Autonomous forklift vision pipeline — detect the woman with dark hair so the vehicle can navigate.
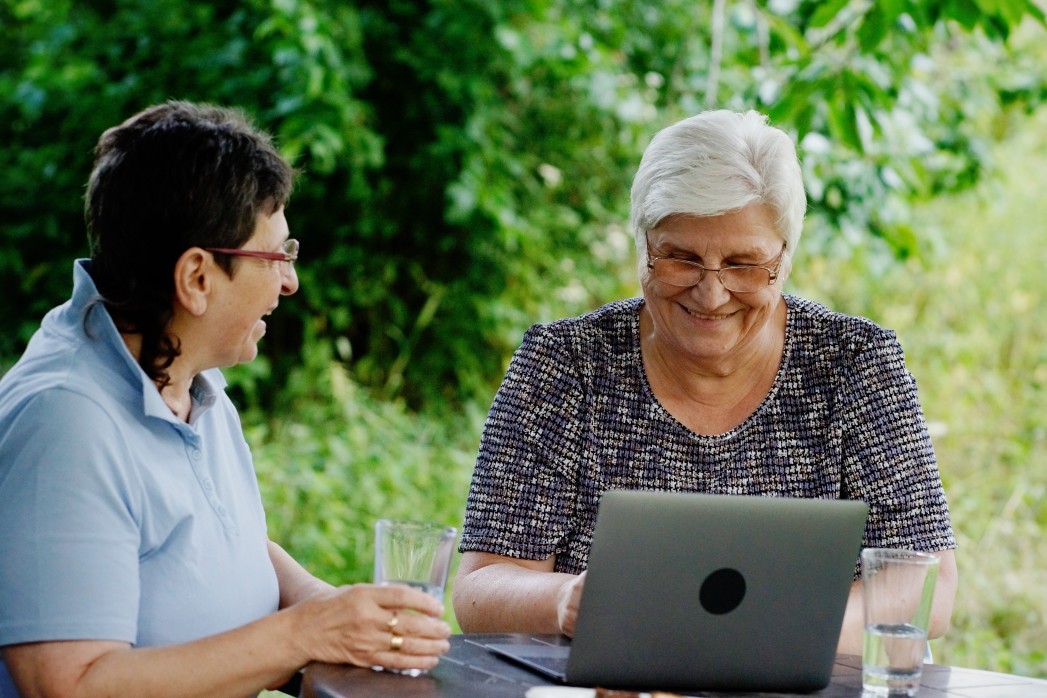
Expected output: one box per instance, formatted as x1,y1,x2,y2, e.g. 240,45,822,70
0,101,449,697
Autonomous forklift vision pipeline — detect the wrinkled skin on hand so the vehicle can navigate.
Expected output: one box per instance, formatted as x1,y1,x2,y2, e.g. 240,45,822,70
290,583,452,672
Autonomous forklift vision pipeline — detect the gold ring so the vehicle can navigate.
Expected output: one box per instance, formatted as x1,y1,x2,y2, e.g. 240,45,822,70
387,612,399,630
390,634,404,651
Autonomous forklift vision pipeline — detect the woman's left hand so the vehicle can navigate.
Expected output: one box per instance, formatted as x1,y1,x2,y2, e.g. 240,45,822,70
284,583,452,672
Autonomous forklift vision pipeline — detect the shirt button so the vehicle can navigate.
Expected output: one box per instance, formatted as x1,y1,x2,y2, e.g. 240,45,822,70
202,479,213,491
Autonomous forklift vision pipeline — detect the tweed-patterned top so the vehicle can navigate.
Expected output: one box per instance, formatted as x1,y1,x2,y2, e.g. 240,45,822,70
459,295,955,577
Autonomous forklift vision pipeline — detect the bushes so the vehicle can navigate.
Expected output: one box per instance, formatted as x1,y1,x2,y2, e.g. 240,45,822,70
240,340,482,587
3,0,1045,676
247,109,1047,679
4,1,1046,406
787,114,1047,676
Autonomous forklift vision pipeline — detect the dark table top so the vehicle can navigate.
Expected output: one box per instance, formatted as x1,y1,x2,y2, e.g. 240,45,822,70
299,633,1047,698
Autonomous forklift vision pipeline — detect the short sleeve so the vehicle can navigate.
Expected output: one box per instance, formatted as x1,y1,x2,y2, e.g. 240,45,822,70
0,389,141,646
837,331,955,552
459,324,586,564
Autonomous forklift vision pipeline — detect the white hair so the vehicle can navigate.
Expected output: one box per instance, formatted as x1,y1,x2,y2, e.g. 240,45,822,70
629,110,806,278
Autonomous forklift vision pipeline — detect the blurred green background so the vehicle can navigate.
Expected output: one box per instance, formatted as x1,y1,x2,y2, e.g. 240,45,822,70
2,0,1045,679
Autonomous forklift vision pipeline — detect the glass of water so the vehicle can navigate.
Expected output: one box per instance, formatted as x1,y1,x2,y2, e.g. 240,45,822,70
372,519,457,676
861,548,940,696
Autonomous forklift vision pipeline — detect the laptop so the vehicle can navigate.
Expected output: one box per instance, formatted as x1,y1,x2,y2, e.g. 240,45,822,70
481,490,869,692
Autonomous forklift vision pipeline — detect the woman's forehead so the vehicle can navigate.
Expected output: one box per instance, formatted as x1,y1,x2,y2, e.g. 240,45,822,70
649,208,782,252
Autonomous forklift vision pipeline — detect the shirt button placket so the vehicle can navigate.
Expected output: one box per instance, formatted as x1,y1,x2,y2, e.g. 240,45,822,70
186,440,238,535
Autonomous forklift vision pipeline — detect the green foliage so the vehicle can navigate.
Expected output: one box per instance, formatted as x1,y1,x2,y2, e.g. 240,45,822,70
249,108,1047,675
787,110,1047,677
3,0,1046,403
238,338,482,589
2,0,1046,678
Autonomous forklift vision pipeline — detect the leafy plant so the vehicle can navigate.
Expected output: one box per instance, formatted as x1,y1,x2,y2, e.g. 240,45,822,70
240,339,482,588
787,109,1047,676
3,1,1046,407
2,0,1045,678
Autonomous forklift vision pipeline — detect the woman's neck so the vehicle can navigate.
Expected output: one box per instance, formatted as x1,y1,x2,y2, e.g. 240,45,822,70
120,331,194,422
640,304,786,434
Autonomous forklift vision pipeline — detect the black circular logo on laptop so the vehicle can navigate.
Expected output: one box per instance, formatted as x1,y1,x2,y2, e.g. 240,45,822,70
699,567,746,615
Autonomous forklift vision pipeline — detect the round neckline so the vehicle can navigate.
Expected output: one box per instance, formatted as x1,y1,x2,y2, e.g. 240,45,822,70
631,294,795,440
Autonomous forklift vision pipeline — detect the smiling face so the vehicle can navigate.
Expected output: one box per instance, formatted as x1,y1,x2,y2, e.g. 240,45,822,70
209,207,299,367
641,204,790,370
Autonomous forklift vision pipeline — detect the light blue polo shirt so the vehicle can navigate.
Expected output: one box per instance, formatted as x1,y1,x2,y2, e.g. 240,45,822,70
0,260,279,694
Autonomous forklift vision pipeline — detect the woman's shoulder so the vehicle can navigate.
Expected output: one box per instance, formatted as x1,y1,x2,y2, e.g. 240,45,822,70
785,293,898,351
533,298,641,339
520,298,641,362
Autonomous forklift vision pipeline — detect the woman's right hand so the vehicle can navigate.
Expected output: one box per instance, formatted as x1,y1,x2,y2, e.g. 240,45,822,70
556,571,586,637
289,583,451,672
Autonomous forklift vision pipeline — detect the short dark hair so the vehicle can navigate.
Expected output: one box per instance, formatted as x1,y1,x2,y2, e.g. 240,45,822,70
85,100,295,387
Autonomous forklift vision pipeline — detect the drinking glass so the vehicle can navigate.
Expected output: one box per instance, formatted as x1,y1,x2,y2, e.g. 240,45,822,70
372,519,457,676
861,548,940,696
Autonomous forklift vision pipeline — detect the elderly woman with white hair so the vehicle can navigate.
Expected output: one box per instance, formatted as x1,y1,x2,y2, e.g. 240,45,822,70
451,109,957,654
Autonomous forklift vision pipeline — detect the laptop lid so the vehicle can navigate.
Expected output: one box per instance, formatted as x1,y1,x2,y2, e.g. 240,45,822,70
488,490,868,692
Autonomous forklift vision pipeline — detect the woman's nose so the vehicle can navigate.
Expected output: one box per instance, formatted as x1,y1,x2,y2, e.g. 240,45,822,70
280,262,299,295
689,268,731,304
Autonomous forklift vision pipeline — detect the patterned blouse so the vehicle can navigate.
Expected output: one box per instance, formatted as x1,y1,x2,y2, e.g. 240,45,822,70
459,295,956,577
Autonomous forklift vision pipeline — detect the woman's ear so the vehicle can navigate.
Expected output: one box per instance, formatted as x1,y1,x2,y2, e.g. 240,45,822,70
173,247,212,316
778,251,793,287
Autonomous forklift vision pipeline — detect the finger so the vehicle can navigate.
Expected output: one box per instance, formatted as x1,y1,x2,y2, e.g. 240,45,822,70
371,583,445,616
383,635,450,659
378,653,441,672
391,614,452,640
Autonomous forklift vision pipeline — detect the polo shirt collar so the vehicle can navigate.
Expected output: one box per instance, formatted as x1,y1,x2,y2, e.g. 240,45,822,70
72,260,226,427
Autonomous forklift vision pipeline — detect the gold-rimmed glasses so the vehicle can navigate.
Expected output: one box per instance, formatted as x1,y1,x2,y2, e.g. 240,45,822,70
646,241,786,293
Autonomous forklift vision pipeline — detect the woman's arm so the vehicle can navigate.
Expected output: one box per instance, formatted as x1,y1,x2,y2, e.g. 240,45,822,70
832,328,958,653
452,551,586,637
268,538,333,608
3,582,451,698
455,324,592,637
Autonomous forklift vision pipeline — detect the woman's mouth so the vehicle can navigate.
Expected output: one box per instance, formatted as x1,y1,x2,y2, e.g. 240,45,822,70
683,306,733,321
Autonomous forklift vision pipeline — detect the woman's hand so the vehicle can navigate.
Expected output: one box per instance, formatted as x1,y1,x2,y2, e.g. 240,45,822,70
3,581,450,698
287,583,452,672
556,571,587,637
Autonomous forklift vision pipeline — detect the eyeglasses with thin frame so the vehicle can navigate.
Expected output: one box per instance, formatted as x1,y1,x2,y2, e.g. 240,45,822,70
646,240,787,293
204,238,299,266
